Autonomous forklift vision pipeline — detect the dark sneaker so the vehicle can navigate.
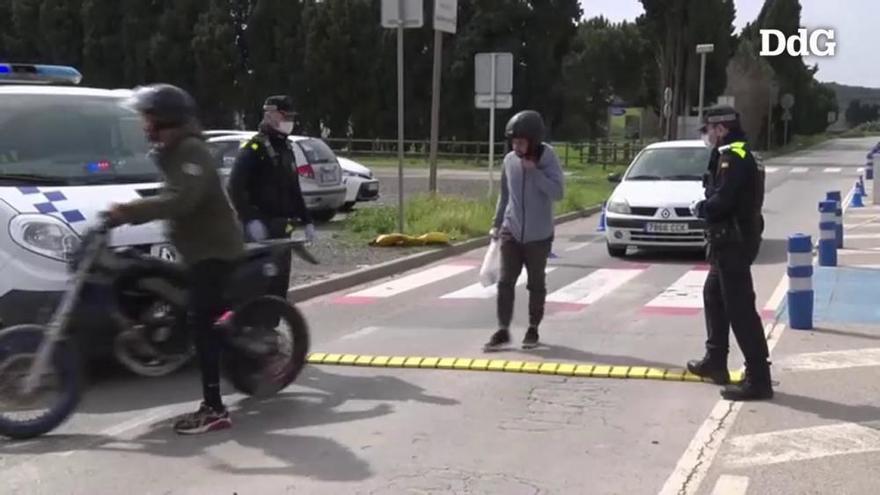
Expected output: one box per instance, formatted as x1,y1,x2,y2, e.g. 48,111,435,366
720,366,773,401
686,354,731,385
522,327,540,349
483,329,511,352
173,402,232,435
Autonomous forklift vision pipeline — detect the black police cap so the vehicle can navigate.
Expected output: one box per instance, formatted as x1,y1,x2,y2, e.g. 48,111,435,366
263,95,295,113
700,105,739,132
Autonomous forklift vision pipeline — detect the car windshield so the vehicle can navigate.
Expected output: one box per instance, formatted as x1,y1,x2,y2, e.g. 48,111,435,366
625,147,711,181
0,93,158,185
297,138,336,164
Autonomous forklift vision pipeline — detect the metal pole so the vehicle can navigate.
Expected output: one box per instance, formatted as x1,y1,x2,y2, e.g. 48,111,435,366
697,52,707,123
784,119,789,147
767,82,773,150
488,53,497,198
396,11,405,233
428,29,443,195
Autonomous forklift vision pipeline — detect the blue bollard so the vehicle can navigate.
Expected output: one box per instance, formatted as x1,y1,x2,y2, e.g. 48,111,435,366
826,191,843,248
852,183,865,208
818,201,837,267
597,202,607,232
857,177,866,196
787,234,814,330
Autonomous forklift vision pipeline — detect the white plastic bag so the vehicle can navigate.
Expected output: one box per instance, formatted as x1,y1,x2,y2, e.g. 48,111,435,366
479,239,501,287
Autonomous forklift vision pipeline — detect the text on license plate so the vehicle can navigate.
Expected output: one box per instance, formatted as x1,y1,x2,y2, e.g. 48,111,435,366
646,223,688,233
321,171,336,183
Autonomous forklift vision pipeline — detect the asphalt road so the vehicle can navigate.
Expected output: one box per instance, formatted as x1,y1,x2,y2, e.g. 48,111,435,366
0,138,874,495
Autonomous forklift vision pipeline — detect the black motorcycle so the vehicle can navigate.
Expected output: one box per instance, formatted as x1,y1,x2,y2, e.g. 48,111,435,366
0,218,316,439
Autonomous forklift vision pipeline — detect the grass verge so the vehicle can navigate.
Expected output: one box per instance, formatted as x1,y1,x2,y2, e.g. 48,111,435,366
345,165,624,244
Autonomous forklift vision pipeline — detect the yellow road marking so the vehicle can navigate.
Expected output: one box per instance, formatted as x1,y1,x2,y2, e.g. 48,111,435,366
305,353,741,384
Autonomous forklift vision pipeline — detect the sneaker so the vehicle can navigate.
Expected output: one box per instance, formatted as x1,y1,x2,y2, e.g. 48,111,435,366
483,329,511,352
522,327,540,349
173,402,232,435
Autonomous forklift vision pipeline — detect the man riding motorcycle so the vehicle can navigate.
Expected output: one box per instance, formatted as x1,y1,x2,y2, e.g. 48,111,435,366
105,83,245,435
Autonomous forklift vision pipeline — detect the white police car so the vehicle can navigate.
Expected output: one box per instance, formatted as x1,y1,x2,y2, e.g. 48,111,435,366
0,63,171,351
604,140,710,257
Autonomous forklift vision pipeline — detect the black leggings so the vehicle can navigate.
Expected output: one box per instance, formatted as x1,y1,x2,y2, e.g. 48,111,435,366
188,260,231,410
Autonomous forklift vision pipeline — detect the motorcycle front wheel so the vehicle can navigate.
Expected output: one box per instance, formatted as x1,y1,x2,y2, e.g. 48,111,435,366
221,295,310,398
0,325,82,440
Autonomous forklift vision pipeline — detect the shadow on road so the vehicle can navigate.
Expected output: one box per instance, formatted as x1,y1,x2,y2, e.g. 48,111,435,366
1,368,458,483
773,391,880,425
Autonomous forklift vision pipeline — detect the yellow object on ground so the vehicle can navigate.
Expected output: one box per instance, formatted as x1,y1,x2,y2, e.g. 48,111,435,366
371,232,451,247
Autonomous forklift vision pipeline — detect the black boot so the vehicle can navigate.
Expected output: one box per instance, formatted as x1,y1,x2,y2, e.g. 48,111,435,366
686,353,730,385
721,362,773,401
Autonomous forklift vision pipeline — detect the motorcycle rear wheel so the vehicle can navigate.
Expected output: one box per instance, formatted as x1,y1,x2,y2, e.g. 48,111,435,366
0,325,82,440
221,296,310,398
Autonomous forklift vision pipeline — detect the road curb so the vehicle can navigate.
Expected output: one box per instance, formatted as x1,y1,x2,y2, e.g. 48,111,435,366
288,204,602,302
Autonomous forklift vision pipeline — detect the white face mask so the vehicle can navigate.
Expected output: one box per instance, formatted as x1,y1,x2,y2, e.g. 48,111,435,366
701,132,714,149
276,121,294,135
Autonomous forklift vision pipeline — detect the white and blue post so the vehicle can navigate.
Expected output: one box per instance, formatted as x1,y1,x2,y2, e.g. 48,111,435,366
787,234,814,330
818,201,838,267
826,191,843,249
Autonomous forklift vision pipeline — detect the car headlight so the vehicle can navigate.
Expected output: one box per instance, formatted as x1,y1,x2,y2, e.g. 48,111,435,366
606,200,631,214
9,214,81,262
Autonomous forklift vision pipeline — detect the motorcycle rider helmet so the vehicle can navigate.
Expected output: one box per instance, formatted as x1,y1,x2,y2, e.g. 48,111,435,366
125,83,198,129
505,110,545,155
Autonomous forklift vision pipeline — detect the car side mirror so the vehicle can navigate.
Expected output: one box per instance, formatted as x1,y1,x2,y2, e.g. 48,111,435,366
607,173,622,184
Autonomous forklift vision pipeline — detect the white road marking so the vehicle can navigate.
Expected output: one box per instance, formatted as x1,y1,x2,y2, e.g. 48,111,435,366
765,167,779,174
564,241,594,252
710,475,750,495
546,268,644,306
441,268,556,299
838,248,880,256
764,275,788,314
842,233,880,240
778,348,880,372
791,167,809,174
340,326,381,340
823,167,843,173
644,269,708,311
724,421,880,468
659,275,788,495
346,264,474,298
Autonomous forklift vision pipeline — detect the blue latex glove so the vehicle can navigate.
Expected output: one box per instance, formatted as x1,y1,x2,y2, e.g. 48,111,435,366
304,223,316,243
246,220,268,241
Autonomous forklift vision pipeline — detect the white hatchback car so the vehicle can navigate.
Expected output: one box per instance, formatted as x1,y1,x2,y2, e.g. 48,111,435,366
604,140,711,257
336,156,379,211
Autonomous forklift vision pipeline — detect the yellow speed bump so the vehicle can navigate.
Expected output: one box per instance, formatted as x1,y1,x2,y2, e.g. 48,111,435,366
305,353,743,384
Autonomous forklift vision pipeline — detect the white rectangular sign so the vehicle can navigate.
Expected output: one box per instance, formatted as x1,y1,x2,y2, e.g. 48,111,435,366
382,0,424,28
433,0,457,34
475,94,512,109
474,52,513,95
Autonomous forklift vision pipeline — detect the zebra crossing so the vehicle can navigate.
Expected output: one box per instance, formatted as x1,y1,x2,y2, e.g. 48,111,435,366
764,166,864,175
330,260,779,319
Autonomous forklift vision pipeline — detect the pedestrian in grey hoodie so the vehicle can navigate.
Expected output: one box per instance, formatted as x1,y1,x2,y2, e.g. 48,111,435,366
484,110,565,351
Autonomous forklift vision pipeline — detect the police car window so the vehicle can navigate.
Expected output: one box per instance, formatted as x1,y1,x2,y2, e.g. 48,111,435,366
0,94,158,184
297,139,336,164
626,147,710,180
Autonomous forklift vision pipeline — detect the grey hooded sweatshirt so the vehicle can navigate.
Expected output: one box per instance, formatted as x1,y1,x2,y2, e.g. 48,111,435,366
493,143,565,243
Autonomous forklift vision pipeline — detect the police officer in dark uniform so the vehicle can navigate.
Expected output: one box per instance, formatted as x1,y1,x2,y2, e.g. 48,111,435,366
227,95,315,305
687,105,772,401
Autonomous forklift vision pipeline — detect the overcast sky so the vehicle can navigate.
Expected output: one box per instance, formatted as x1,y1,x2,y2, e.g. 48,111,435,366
579,0,877,88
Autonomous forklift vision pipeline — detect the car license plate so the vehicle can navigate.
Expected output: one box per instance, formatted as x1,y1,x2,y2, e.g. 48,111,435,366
367,182,379,191
646,223,688,233
150,244,177,261
320,170,336,183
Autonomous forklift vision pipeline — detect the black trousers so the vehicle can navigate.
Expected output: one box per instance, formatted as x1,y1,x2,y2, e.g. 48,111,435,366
497,237,553,330
702,241,769,367
188,259,232,410
265,220,293,302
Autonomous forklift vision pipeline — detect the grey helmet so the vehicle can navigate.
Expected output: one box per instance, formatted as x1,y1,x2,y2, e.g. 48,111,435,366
505,110,545,147
126,83,197,128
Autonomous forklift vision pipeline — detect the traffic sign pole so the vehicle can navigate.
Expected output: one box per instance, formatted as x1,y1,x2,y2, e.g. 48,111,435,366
396,4,405,233
428,29,442,194
488,52,496,198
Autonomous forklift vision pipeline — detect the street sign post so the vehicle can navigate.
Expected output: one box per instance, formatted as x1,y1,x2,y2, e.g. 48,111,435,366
696,43,715,122
382,0,423,233
428,0,457,194
475,52,513,197
663,87,672,140
781,92,794,147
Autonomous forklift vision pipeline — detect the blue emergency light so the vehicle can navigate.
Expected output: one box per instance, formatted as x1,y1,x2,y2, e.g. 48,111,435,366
0,63,82,85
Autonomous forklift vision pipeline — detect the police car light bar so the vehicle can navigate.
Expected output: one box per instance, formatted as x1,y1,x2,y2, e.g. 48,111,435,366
0,63,83,85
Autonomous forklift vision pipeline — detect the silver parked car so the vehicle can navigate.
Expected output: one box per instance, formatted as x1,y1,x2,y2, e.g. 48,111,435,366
205,130,346,222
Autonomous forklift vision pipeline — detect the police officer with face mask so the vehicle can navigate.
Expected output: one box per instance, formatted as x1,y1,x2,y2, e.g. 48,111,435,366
687,105,771,401
228,95,315,306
